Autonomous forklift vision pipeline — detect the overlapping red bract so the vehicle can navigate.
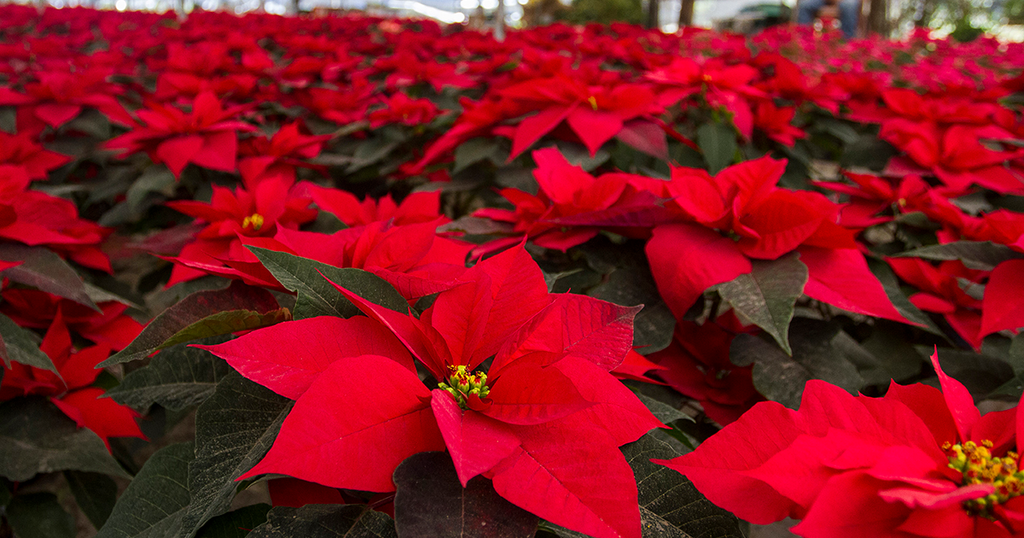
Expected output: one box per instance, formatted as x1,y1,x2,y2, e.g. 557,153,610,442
201,245,661,538
658,349,1024,537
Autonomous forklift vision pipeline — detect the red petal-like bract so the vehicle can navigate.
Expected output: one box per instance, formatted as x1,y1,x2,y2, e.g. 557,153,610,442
239,356,444,492
196,316,414,400
980,259,1024,338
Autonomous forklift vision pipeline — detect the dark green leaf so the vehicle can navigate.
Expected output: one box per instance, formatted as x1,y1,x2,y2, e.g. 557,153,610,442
105,337,233,411
96,442,194,538
393,452,538,538
101,281,282,367
866,258,941,334
247,247,408,320
929,347,1015,400
730,320,864,409
6,493,75,538
159,308,291,350
990,333,1024,398
696,122,736,175
554,141,609,172
632,392,689,426
126,167,177,214
839,135,896,171
195,504,271,538
623,432,743,538
65,471,119,530
0,312,57,374
0,397,128,482
180,372,292,538
856,324,926,386
0,244,99,310
716,254,806,355
895,241,1024,271
249,505,397,538
584,241,675,355
453,138,502,174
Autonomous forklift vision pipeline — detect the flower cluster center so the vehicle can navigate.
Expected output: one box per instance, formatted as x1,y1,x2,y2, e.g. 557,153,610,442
438,365,490,410
242,212,265,231
944,439,1024,516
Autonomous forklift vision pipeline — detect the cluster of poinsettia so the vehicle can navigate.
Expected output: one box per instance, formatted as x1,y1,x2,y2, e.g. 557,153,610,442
198,243,662,538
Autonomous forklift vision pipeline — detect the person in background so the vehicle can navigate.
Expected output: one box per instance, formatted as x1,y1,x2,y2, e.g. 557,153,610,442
797,0,859,38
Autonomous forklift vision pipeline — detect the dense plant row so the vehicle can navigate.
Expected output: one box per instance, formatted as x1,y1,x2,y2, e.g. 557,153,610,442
2,4,1024,538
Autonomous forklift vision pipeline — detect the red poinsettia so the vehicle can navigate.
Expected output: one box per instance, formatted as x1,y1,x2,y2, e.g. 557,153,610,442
0,131,70,181
163,176,317,285
648,316,762,425
658,349,1024,537
0,68,132,134
200,245,662,538
0,312,144,449
306,187,444,228
0,170,112,272
887,258,985,350
105,91,255,178
0,289,143,351
643,156,909,323
236,122,330,186
367,91,441,129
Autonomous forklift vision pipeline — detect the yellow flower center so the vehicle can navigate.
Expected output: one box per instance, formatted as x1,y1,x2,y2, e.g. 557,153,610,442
701,73,713,84
438,365,490,410
242,213,265,231
944,440,1024,517
587,96,599,111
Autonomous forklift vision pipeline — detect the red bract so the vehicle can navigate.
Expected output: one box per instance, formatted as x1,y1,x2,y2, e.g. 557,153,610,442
495,72,663,158
645,57,767,139
200,245,661,538
887,258,985,350
163,177,317,285
649,318,762,425
0,69,132,134
0,173,112,272
472,148,662,254
0,289,143,351
237,122,330,185
307,187,443,228
643,156,907,323
658,349,1024,538
0,313,144,449
105,91,256,178
367,91,441,129
0,131,70,181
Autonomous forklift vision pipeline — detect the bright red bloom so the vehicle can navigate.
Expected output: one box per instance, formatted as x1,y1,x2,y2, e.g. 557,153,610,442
105,91,256,178
658,349,1024,538
648,317,762,425
0,69,132,134
0,173,112,272
367,91,441,129
643,156,907,323
237,122,330,186
645,57,767,139
0,131,70,181
163,177,317,285
0,313,144,449
0,288,143,351
201,245,661,538
306,187,444,228
887,259,985,350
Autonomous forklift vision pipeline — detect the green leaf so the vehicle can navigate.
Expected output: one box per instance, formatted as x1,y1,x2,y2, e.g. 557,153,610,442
179,372,292,538
126,167,177,215
583,241,676,355
453,137,503,174
393,452,538,538
105,337,233,412
696,122,737,175
839,135,896,171
96,442,194,538
6,493,76,538
866,258,941,335
248,505,397,538
0,244,99,311
195,504,271,538
0,397,128,482
928,347,1015,400
101,281,282,367
624,381,690,426
895,241,1024,271
623,432,743,538
247,247,408,320
65,471,119,530
0,312,58,375
716,254,807,355
730,319,864,409
159,308,291,350
990,333,1024,398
